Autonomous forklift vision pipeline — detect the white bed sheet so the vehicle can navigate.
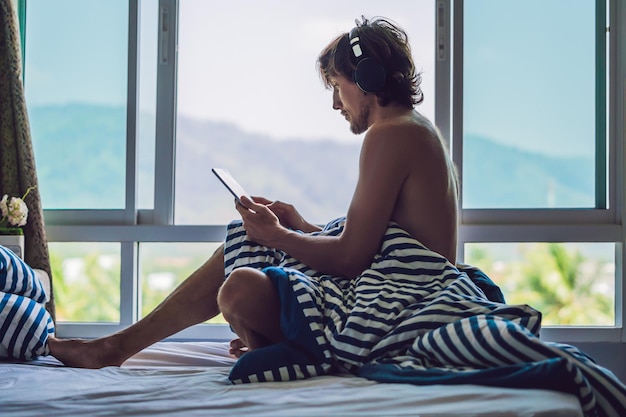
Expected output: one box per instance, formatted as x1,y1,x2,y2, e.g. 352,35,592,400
1,341,583,416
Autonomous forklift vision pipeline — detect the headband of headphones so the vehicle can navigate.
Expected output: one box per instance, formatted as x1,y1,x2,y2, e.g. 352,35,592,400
349,27,387,94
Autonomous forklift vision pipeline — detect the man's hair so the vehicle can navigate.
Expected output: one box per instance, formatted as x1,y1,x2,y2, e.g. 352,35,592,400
317,16,423,108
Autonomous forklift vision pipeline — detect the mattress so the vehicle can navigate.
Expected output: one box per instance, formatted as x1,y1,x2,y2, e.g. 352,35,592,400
0,341,583,416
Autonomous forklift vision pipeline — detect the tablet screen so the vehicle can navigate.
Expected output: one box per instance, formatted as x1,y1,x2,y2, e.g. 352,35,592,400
211,168,252,204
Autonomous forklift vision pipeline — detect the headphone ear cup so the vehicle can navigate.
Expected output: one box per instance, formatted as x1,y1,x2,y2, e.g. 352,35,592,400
353,57,387,94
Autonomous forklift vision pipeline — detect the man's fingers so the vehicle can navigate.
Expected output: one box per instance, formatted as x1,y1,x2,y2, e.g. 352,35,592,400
251,196,273,205
240,196,253,206
240,196,262,213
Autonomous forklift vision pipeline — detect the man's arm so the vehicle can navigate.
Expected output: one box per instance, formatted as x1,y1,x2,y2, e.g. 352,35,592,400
237,123,413,278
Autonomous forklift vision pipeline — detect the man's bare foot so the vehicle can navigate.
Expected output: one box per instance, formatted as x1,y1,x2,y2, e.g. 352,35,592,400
48,337,126,369
229,338,249,358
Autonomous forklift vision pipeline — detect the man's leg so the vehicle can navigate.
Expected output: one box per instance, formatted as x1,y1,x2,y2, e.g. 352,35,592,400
217,266,283,355
48,244,226,368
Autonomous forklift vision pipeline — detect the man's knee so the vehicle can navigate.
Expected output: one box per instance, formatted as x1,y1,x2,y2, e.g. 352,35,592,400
217,267,257,318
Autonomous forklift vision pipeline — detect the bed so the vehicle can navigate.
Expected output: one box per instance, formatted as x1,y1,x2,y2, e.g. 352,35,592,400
1,340,585,416
2,229,626,417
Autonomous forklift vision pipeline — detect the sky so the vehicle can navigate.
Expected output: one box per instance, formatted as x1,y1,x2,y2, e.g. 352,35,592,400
24,0,597,156
24,0,434,144
463,0,597,157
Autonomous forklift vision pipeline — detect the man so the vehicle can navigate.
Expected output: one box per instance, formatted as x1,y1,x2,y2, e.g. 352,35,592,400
48,16,458,367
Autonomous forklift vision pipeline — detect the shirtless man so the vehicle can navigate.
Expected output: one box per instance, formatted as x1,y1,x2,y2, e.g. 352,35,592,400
48,16,458,367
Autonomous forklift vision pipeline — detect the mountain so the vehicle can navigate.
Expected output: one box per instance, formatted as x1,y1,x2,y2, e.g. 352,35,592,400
27,103,596,223
173,113,360,223
28,104,127,209
463,135,595,208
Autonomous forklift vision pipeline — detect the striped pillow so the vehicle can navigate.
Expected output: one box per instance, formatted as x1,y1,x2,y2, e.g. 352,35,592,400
0,245,55,360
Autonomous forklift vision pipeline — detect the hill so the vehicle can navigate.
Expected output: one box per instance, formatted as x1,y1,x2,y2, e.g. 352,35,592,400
27,103,595,223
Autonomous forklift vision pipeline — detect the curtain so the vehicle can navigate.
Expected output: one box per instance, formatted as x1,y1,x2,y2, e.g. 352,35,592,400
0,0,55,321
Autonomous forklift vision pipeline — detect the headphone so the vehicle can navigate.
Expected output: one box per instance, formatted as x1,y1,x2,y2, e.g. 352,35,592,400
349,27,387,94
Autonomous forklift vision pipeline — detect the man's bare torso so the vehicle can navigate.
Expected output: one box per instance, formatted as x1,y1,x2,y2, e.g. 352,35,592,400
371,111,458,263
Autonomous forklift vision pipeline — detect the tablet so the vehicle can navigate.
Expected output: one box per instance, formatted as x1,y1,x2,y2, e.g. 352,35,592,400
211,168,252,204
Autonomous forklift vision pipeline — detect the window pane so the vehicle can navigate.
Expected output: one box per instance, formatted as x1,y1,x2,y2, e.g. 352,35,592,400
174,1,435,225
25,0,128,209
464,242,615,326
50,242,121,323
139,242,225,324
462,0,599,208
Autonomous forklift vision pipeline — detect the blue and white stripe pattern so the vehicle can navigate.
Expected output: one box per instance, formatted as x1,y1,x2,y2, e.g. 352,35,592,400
0,245,54,360
224,218,626,417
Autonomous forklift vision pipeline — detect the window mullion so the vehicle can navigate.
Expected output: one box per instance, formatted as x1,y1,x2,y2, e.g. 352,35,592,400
125,0,140,225
595,0,608,210
153,0,179,226
120,241,139,325
451,0,464,228
17,0,27,81
613,0,626,340
434,0,452,148
118,0,141,326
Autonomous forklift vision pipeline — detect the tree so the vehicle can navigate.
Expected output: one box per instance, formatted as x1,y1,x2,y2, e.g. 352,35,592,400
467,242,613,326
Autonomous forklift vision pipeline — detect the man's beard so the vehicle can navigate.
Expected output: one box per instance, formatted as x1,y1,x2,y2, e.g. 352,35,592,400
349,103,371,135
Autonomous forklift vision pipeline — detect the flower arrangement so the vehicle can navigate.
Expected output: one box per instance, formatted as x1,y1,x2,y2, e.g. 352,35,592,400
0,187,35,236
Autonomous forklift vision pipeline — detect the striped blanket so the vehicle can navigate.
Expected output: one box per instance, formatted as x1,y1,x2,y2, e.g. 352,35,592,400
224,219,626,417
0,245,54,360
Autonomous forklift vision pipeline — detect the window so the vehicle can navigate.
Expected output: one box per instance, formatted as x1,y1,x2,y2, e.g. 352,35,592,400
173,1,435,225
465,242,615,326
25,0,128,210
51,242,121,323
452,0,621,341
21,0,624,344
139,242,222,321
461,0,601,209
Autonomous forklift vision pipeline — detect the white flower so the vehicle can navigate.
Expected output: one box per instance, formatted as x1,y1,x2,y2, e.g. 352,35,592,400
0,195,7,218
6,197,28,227
0,189,33,228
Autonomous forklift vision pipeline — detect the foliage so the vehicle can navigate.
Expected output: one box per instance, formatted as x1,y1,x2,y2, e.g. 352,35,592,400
467,242,614,326
138,243,227,324
50,241,613,327
51,243,227,324
51,246,120,322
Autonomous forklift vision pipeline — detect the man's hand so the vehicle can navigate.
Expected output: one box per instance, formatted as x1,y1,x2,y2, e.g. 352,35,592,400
242,197,321,233
235,196,287,247
268,200,320,233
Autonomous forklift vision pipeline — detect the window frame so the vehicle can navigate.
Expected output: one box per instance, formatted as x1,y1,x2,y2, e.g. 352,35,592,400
19,0,625,344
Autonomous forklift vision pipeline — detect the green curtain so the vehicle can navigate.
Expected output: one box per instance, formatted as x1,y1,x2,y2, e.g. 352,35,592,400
0,0,55,320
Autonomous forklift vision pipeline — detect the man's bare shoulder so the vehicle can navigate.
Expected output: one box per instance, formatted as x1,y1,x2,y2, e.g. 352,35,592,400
360,110,455,192
365,111,446,158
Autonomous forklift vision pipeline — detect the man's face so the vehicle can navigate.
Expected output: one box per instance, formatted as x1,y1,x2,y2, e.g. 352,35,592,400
330,75,371,135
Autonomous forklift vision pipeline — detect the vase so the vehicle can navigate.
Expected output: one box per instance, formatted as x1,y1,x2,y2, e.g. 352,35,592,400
0,231,25,259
